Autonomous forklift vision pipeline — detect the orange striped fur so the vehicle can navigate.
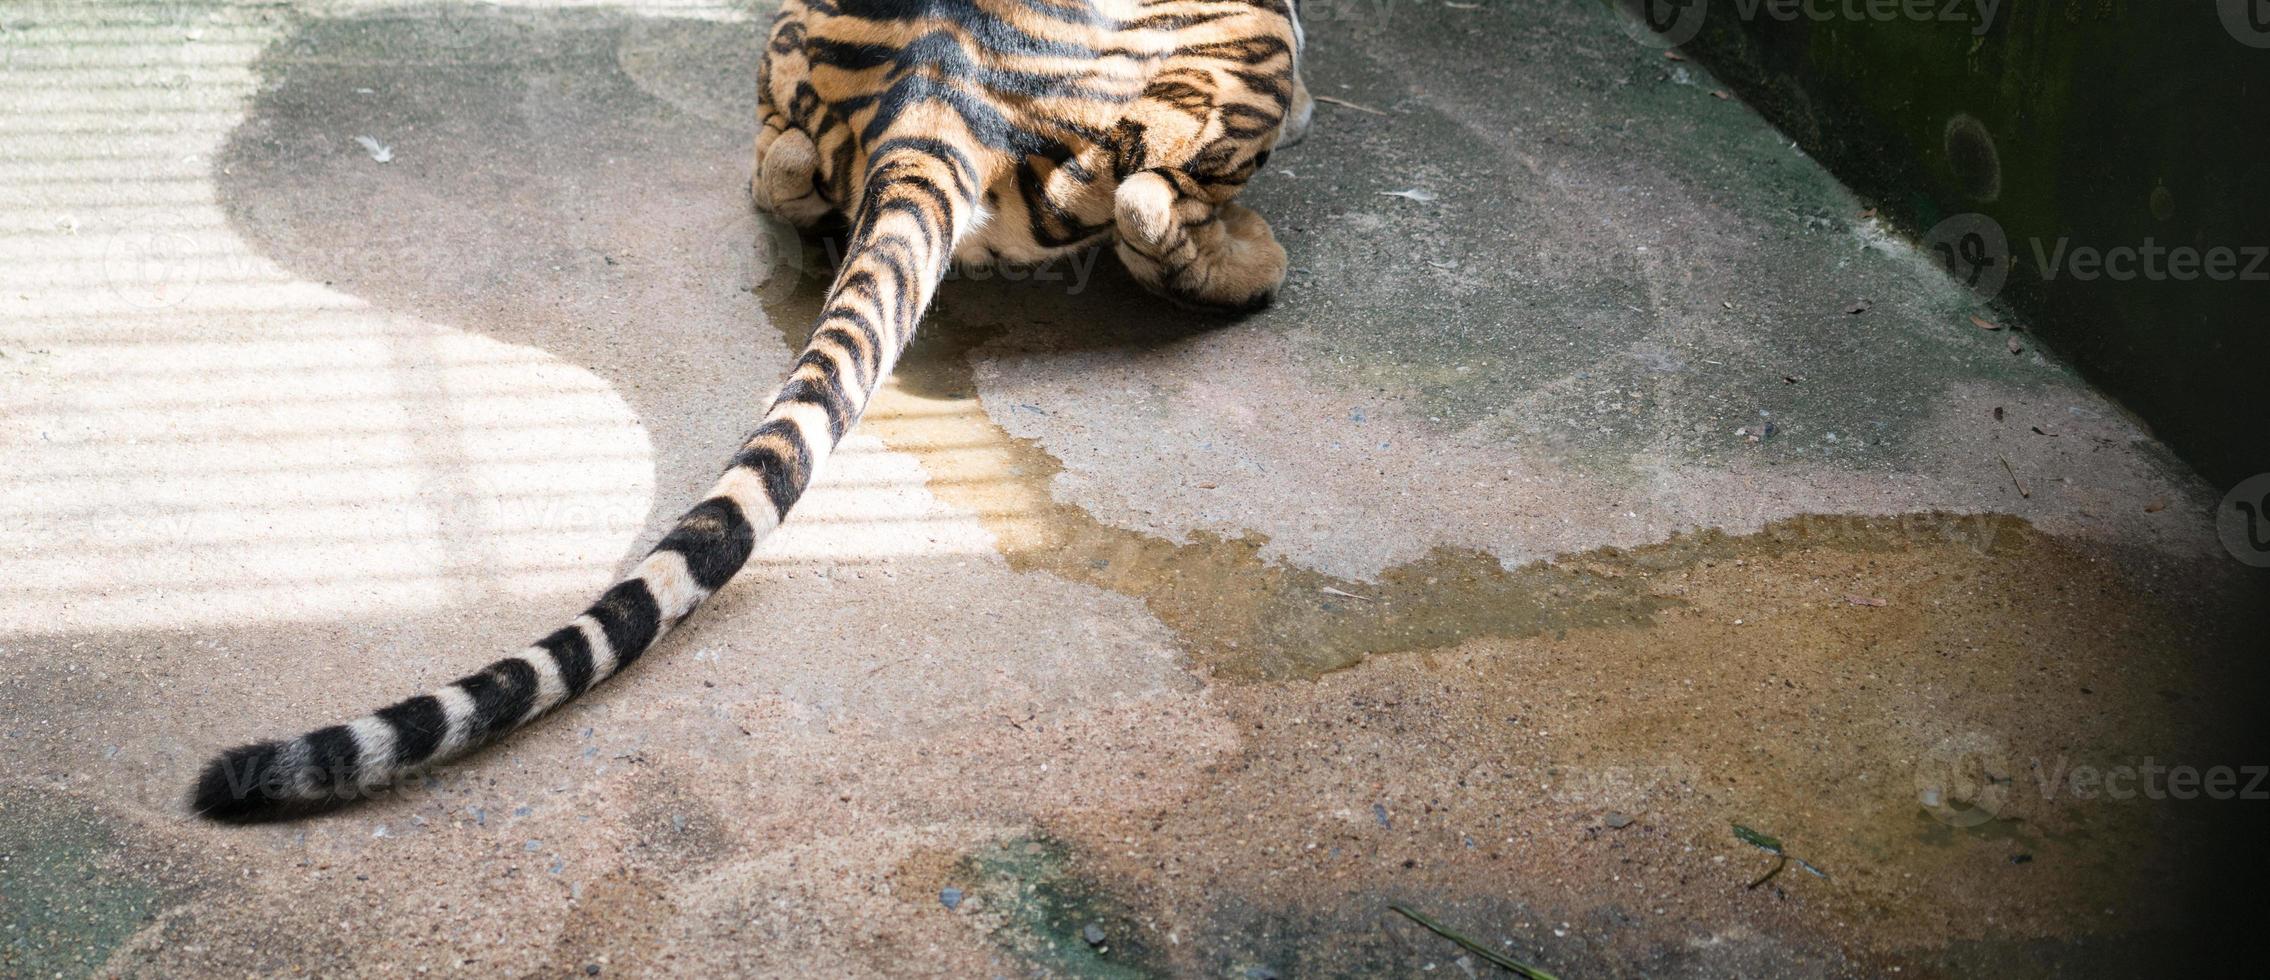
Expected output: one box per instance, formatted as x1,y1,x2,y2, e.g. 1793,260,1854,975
192,0,1308,821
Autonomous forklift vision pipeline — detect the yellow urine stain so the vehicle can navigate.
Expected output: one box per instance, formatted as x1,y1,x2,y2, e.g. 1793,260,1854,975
768,266,2045,682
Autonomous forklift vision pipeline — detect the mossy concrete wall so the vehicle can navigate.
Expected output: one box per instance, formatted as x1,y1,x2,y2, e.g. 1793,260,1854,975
1659,0,2270,485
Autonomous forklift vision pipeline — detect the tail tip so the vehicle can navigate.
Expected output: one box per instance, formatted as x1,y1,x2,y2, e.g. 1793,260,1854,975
189,741,295,823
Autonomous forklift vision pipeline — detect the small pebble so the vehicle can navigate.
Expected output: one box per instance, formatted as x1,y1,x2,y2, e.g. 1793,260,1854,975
939,887,963,910
1373,803,1392,829
1605,812,1635,829
1082,922,1106,947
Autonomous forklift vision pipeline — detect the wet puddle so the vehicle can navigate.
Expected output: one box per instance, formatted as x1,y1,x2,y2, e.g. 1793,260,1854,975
933,511,2255,976
766,243,2042,682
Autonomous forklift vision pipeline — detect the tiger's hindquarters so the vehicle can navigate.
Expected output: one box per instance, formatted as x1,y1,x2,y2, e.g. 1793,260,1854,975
189,142,978,822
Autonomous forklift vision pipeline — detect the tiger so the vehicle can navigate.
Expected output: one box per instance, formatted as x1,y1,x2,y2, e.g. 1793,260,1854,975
190,0,1313,820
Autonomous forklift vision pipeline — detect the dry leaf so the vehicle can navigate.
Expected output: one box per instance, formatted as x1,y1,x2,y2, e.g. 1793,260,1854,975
1382,188,1438,203
2144,499,2167,513
1971,315,2002,331
1710,90,1731,100
1845,596,1889,607
1860,207,1878,219
1665,51,1687,61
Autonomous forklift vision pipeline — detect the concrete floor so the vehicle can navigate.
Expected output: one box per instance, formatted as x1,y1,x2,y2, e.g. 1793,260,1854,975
4,1,2265,976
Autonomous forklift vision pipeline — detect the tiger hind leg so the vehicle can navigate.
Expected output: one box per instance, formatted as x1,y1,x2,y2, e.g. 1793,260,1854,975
1113,170,1287,313
1105,20,1299,312
753,121,834,229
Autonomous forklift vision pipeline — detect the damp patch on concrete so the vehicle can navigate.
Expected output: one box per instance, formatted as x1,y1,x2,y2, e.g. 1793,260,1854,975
0,790,182,977
954,836,1159,979
764,257,2213,687
982,516,2265,976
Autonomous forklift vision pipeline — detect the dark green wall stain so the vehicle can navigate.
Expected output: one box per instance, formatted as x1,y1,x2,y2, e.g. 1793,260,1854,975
1659,0,2270,485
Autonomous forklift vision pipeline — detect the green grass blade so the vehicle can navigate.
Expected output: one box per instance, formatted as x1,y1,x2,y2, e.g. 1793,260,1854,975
1387,903,1563,980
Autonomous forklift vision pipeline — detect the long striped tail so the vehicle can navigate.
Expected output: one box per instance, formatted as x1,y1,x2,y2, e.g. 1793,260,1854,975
191,140,979,821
